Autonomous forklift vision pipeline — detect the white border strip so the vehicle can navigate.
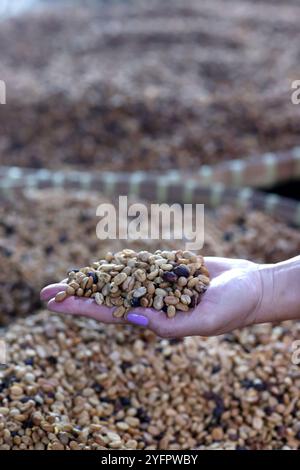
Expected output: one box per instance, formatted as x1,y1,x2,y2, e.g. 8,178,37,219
210,183,225,207
198,165,213,186
294,204,300,226
183,179,197,203
103,172,117,197
228,159,246,186
264,193,280,215
263,152,277,185
237,187,254,209
292,147,300,177
129,171,147,197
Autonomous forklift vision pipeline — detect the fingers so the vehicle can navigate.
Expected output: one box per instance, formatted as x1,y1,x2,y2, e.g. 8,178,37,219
126,308,167,334
125,307,209,338
47,297,127,324
204,257,252,278
203,257,234,277
40,283,67,302
45,295,214,337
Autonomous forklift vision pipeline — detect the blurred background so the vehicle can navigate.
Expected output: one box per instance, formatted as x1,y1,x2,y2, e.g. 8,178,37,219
0,0,300,450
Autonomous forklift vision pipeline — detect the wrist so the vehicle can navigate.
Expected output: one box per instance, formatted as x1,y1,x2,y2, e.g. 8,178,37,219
255,256,300,324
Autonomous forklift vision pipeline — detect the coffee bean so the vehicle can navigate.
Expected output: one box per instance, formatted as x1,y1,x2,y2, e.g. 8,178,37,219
174,265,190,278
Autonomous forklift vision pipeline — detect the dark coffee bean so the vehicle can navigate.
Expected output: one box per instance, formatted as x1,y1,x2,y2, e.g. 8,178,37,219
264,406,274,416
253,381,268,392
173,265,190,278
119,397,131,407
169,338,182,345
93,383,104,394
120,361,132,372
130,297,140,307
241,379,254,389
22,419,34,429
59,234,68,243
137,407,151,423
87,272,98,284
190,295,197,308
47,356,58,365
20,397,31,403
45,245,54,255
162,271,178,283
213,404,224,420
223,231,234,241
24,358,34,366
0,246,13,257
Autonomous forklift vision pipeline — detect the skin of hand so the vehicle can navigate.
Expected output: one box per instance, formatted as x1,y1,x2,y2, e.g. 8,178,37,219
40,257,269,338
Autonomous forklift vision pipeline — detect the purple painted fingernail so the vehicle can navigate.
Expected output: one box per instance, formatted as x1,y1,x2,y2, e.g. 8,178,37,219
127,313,149,327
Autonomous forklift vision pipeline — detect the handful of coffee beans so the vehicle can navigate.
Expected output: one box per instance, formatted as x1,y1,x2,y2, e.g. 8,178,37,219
55,249,210,318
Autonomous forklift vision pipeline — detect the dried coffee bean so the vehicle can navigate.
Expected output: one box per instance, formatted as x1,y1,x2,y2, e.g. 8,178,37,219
113,306,126,318
66,286,75,296
153,296,164,311
187,278,199,288
77,288,84,297
110,283,120,294
69,281,80,290
133,287,147,298
200,266,210,277
147,269,159,280
134,269,147,282
94,292,104,306
177,276,187,287
183,288,193,296
55,291,67,302
161,263,173,271
176,302,189,312
155,288,167,297
164,296,179,305
162,271,178,283
180,294,191,305
174,265,190,278
140,297,149,308
81,277,89,289
146,282,155,295
130,297,140,308
167,305,176,318
111,296,123,306
87,272,98,284
102,283,111,296
197,275,210,285
97,272,111,283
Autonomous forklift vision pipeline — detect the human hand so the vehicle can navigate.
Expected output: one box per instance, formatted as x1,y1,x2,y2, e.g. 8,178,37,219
40,257,265,338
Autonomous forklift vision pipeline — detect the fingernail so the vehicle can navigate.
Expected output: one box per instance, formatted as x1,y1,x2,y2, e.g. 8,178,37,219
127,313,149,327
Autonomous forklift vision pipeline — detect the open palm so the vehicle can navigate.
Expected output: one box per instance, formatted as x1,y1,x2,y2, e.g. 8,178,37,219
41,257,263,338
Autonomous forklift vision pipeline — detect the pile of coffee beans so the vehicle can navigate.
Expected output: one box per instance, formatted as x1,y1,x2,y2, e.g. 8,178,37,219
1,1,300,173
56,250,210,318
